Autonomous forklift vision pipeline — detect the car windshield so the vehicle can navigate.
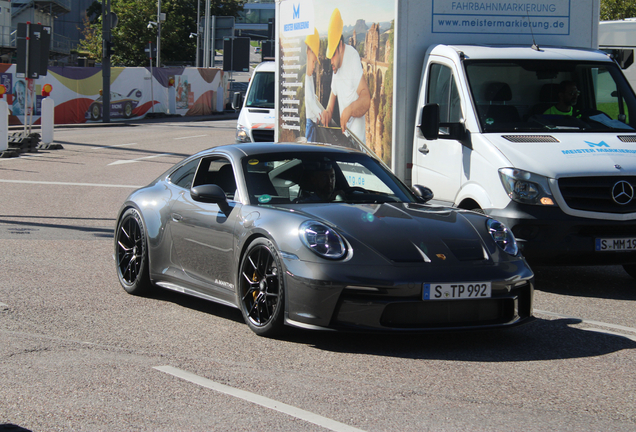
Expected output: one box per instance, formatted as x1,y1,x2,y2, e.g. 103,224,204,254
242,151,418,205
464,59,636,132
245,71,275,109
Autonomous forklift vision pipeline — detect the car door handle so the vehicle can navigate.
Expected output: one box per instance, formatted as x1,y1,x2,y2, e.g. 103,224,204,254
418,144,429,155
171,213,183,222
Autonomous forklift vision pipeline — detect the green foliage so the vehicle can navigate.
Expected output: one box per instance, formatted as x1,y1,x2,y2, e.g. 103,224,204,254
600,0,636,20
78,0,244,66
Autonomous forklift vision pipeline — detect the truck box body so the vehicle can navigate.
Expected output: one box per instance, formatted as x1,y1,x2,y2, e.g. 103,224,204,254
273,0,636,272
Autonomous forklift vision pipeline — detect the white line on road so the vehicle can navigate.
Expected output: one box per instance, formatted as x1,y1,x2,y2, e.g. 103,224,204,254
0,179,141,188
535,309,636,339
108,153,174,166
174,134,207,140
154,365,367,432
91,142,138,150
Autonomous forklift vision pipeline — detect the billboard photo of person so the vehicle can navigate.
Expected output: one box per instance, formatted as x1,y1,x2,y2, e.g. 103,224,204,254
304,28,321,143
12,80,26,116
320,8,371,144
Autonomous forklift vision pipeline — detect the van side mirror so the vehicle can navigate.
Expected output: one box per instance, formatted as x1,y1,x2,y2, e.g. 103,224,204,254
232,92,243,111
418,103,469,144
418,104,440,140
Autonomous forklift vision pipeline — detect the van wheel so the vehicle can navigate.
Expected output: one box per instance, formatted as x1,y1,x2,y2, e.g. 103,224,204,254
622,264,636,279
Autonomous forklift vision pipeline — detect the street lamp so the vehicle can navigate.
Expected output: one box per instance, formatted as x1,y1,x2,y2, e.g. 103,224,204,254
147,21,159,67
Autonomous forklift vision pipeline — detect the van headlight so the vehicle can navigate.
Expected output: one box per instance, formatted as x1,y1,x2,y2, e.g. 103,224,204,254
236,125,251,143
498,168,555,206
299,221,347,259
487,219,518,256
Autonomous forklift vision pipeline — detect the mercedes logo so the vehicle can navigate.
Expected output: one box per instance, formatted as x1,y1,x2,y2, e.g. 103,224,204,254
611,180,635,205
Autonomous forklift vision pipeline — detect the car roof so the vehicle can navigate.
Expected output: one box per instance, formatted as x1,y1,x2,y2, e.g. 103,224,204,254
195,142,365,160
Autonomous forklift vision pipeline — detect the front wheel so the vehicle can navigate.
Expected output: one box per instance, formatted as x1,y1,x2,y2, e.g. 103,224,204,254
238,238,285,336
115,208,152,295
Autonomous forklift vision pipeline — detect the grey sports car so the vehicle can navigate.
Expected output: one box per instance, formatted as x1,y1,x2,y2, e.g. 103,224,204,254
115,143,534,336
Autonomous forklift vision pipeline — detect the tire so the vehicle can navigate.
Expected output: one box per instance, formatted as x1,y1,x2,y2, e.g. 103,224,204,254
238,238,285,336
115,208,152,295
90,104,101,120
124,102,133,118
622,264,636,279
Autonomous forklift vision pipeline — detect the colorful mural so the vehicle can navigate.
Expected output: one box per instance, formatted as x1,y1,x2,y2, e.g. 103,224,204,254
0,64,228,125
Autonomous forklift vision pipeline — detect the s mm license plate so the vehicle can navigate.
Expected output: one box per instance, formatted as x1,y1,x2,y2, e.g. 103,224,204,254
423,282,492,300
595,238,636,252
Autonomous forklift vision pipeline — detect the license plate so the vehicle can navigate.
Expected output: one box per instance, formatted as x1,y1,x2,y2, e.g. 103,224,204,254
595,238,636,252
423,282,492,300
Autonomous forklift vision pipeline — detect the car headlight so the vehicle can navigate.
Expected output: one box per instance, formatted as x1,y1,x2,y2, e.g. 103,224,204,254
498,168,555,206
487,218,518,256
236,125,251,143
299,221,347,259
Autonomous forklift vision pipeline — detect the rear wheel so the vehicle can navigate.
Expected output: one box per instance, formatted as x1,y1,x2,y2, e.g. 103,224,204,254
238,238,285,336
115,208,152,295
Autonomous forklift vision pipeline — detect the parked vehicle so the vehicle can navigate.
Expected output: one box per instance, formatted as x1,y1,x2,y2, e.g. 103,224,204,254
115,143,533,336
599,19,636,91
234,61,276,142
272,0,636,277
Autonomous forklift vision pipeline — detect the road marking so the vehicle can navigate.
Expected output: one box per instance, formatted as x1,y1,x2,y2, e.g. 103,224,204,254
174,134,207,140
91,142,138,150
154,366,367,432
108,153,174,166
0,179,141,188
535,309,636,339
0,302,9,311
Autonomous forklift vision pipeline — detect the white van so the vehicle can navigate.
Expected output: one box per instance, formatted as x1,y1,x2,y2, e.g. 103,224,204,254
235,61,276,143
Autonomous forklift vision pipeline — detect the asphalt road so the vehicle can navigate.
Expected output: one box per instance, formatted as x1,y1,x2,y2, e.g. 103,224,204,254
1,119,635,432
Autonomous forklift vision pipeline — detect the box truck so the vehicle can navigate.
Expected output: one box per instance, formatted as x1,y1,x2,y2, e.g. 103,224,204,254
263,0,636,277
599,19,636,90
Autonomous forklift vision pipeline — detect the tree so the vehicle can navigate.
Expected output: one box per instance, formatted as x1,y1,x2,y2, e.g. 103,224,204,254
78,0,244,66
601,0,636,20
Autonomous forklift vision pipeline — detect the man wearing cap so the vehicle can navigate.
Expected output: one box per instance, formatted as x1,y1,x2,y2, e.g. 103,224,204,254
320,8,370,143
305,28,321,143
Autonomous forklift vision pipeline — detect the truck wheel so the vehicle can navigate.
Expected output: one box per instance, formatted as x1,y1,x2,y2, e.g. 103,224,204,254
622,264,636,279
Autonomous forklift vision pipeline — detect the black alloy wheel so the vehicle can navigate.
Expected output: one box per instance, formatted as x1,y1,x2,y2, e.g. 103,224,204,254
115,208,151,295
238,238,285,336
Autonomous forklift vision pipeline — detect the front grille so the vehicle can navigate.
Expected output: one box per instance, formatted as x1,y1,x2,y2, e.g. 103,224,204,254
558,176,636,214
502,135,559,143
252,129,275,142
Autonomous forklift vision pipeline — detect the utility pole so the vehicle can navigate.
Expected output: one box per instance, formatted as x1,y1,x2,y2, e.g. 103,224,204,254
102,0,111,123
156,0,161,68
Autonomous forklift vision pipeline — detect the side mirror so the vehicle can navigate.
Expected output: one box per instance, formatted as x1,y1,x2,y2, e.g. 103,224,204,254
191,184,227,204
232,92,243,111
418,104,440,140
412,184,434,203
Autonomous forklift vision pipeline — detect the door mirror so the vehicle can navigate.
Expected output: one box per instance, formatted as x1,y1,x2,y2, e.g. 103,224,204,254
412,184,434,203
232,92,243,111
418,104,440,140
191,184,227,204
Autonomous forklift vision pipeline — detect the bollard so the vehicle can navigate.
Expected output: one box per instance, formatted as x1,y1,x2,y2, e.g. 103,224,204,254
0,84,7,152
41,84,54,145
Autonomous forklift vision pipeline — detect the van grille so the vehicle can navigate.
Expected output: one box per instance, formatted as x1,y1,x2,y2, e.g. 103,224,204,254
252,129,275,142
558,176,636,214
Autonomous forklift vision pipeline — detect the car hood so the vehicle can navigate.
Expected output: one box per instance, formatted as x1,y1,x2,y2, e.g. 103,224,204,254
487,133,636,178
284,202,492,264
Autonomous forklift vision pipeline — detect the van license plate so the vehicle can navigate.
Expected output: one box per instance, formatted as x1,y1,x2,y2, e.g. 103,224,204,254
423,282,491,300
595,238,636,251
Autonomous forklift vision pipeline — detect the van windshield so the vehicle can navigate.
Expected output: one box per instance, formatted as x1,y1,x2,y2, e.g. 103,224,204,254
245,71,275,109
464,60,636,133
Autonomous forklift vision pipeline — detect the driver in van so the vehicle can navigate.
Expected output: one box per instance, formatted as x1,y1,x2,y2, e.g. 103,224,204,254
544,80,580,116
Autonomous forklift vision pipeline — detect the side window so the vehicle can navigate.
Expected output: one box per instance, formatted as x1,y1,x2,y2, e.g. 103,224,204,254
168,158,199,189
193,157,238,200
427,63,462,124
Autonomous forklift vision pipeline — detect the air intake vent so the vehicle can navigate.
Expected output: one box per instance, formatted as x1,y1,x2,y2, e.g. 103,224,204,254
502,135,559,143
618,135,636,142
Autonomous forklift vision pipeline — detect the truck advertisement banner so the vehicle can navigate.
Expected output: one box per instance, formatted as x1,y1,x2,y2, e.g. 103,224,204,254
278,0,396,166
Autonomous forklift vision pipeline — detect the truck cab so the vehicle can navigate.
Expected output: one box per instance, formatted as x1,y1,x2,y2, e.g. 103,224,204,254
413,44,636,272
235,61,276,143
